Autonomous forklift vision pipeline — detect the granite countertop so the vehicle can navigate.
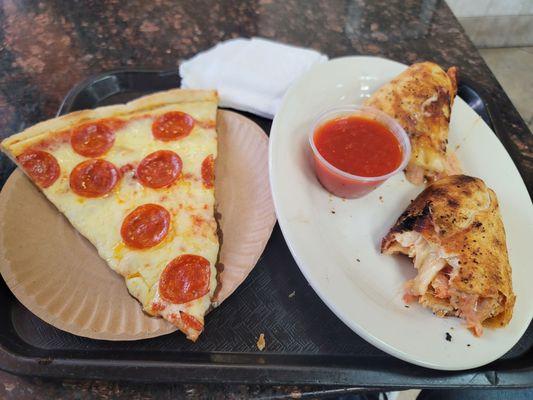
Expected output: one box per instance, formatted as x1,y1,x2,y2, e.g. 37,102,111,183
0,0,531,398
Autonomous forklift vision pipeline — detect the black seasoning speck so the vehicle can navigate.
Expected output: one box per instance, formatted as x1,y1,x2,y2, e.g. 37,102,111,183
467,344,471,347
445,332,452,342
404,305,409,308
331,210,336,214
356,258,360,262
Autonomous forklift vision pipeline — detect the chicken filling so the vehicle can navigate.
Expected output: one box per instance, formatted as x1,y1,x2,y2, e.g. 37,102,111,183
405,152,462,185
394,231,496,336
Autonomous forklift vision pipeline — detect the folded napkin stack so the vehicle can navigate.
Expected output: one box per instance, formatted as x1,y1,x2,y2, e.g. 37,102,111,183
179,37,328,118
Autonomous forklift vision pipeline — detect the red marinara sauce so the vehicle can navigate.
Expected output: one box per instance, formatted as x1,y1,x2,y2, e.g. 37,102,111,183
312,115,404,198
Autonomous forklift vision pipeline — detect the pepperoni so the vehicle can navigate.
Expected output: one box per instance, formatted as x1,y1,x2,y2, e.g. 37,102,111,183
17,150,60,188
152,111,195,141
152,302,166,312
180,311,203,331
69,159,119,197
159,254,210,304
201,155,215,188
137,150,182,188
71,118,122,157
121,204,170,249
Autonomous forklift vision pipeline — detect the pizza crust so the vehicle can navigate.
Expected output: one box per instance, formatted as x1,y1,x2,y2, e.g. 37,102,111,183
1,89,218,156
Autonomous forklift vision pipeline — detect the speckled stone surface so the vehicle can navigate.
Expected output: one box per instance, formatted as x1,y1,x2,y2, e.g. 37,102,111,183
0,371,373,400
0,0,531,397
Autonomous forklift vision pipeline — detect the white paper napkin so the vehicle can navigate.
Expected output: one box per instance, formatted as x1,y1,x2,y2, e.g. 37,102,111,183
179,37,328,118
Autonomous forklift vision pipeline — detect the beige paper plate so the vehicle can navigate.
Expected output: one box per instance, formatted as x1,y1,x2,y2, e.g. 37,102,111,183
0,110,276,340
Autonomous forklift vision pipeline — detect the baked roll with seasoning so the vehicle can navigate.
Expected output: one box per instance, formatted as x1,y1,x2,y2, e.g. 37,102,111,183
365,62,460,185
381,175,515,336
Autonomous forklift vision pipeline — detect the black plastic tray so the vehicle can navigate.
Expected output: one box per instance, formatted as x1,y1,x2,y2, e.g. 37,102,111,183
0,69,531,387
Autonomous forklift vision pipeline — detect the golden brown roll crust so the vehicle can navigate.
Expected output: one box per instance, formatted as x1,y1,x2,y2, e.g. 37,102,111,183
382,175,515,330
365,62,458,184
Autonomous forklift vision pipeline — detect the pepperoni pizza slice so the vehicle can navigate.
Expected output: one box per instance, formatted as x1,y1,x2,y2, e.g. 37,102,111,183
1,89,219,341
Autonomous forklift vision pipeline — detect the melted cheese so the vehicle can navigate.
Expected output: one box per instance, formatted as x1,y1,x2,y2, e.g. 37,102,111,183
395,232,458,296
19,101,219,331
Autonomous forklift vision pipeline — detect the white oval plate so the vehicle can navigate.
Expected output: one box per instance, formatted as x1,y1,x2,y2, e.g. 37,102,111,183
269,56,533,370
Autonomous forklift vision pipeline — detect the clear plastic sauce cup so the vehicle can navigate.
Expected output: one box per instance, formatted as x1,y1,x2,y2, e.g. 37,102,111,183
309,105,411,199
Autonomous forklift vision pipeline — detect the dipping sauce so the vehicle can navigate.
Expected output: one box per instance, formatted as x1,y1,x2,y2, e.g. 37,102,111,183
314,116,403,177
309,107,410,199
